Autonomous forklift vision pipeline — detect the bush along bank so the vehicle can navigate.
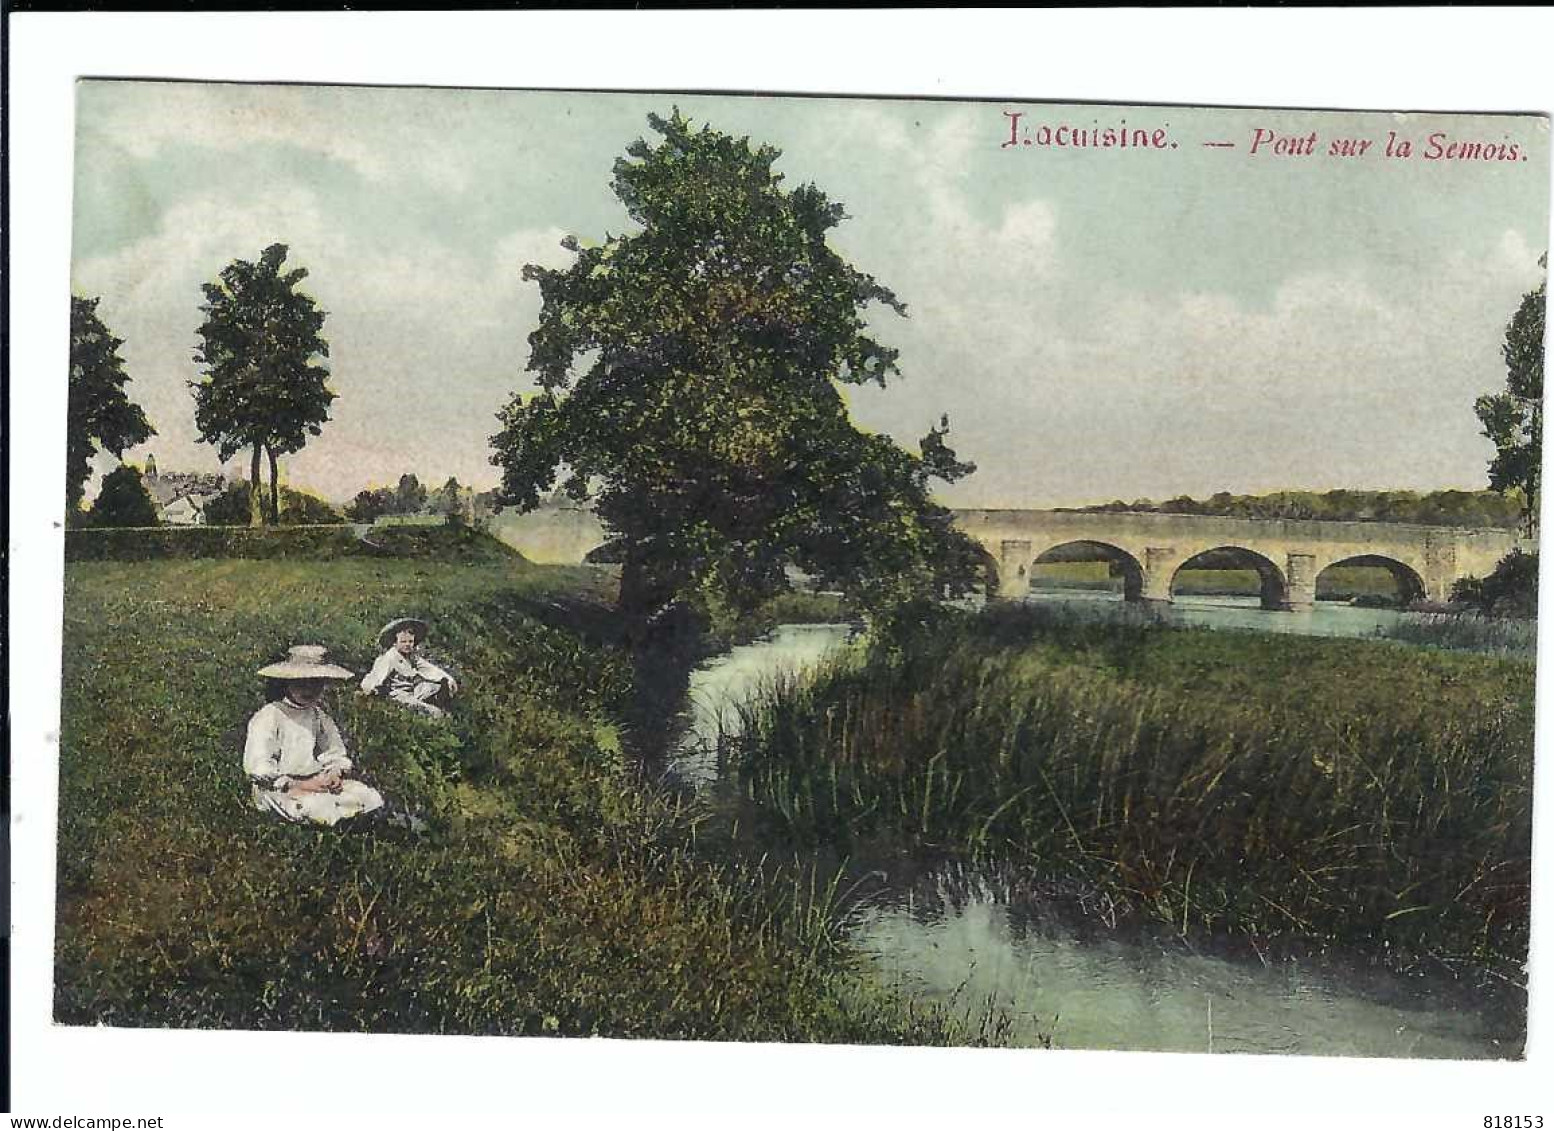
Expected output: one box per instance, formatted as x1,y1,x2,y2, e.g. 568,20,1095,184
724,604,1534,982
56,558,1004,1044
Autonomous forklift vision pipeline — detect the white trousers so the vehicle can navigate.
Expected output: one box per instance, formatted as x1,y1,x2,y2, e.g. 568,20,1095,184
252,779,385,826
390,680,447,718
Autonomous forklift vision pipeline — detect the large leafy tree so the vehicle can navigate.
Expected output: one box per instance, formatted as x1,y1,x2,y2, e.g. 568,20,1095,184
67,296,155,522
491,110,981,634
190,243,333,525
1476,255,1546,534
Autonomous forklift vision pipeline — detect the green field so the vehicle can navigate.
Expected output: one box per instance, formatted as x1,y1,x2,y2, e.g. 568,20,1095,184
729,604,1534,977
56,547,996,1042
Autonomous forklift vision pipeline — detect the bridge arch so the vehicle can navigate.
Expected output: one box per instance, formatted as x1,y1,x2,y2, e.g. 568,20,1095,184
1171,545,1289,610
1030,540,1145,601
1315,554,1426,607
970,542,1002,596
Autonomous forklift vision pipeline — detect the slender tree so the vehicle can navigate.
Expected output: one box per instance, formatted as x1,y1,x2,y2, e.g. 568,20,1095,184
436,476,465,516
1476,255,1546,535
68,296,155,522
190,244,333,525
491,110,980,636
395,473,428,516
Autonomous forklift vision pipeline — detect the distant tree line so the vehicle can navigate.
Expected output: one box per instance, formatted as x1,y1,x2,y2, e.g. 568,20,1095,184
1065,488,1524,529
343,474,484,523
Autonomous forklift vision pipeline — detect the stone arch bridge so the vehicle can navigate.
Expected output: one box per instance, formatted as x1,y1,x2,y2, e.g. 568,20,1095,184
485,503,1521,611
955,509,1520,610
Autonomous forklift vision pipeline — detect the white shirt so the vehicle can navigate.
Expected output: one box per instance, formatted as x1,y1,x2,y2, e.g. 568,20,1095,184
243,697,353,790
360,647,452,696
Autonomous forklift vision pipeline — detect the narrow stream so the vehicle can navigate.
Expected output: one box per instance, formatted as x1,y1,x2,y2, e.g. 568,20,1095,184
670,615,1524,1059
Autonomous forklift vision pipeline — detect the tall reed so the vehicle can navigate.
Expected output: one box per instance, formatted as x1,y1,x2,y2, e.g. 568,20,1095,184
727,605,1534,970
1376,612,1537,658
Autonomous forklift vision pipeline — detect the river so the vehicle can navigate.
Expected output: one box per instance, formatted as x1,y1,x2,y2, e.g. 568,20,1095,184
670,611,1522,1058
1023,588,1409,636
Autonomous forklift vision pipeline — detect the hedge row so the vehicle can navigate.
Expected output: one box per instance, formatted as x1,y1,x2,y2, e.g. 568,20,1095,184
64,523,524,563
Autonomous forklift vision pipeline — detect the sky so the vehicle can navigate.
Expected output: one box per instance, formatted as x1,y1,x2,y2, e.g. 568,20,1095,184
71,82,1551,508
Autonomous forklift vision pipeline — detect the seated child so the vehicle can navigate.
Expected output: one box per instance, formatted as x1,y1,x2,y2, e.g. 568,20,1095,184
244,645,385,826
359,617,459,718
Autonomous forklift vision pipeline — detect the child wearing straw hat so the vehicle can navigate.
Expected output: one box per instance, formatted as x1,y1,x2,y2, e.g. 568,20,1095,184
359,617,459,718
245,645,385,826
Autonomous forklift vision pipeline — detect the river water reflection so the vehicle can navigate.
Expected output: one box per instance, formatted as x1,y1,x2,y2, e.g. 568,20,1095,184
855,875,1511,1057
670,608,1520,1058
1024,587,1410,636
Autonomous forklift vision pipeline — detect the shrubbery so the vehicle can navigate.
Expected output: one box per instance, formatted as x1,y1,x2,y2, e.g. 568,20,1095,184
204,480,344,526
87,465,160,528
1451,549,1539,618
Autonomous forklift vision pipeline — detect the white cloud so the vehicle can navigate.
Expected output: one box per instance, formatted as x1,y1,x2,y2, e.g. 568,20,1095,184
73,180,575,497
82,82,481,193
91,84,395,181
851,232,1543,507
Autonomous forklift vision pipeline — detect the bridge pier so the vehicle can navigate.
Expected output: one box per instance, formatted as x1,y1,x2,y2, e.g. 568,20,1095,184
1139,547,1177,604
996,539,1032,599
1422,536,1458,603
1281,553,1316,611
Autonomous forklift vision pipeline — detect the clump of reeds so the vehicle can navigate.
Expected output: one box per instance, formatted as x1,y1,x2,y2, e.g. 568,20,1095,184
1376,612,1537,659
725,605,1535,972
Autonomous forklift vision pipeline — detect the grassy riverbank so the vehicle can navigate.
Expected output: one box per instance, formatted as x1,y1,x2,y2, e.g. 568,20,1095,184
57,554,999,1043
727,604,1534,977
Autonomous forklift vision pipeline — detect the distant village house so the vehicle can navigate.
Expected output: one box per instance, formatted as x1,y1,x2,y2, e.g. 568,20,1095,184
142,454,226,526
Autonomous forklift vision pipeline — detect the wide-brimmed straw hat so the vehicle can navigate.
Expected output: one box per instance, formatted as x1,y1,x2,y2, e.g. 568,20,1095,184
256,645,354,681
378,617,430,648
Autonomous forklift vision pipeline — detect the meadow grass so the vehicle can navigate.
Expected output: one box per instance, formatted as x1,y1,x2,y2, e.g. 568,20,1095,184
56,555,1002,1044
726,604,1534,976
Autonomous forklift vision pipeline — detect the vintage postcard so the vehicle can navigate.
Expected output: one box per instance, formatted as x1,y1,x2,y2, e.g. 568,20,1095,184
56,80,1546,1071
